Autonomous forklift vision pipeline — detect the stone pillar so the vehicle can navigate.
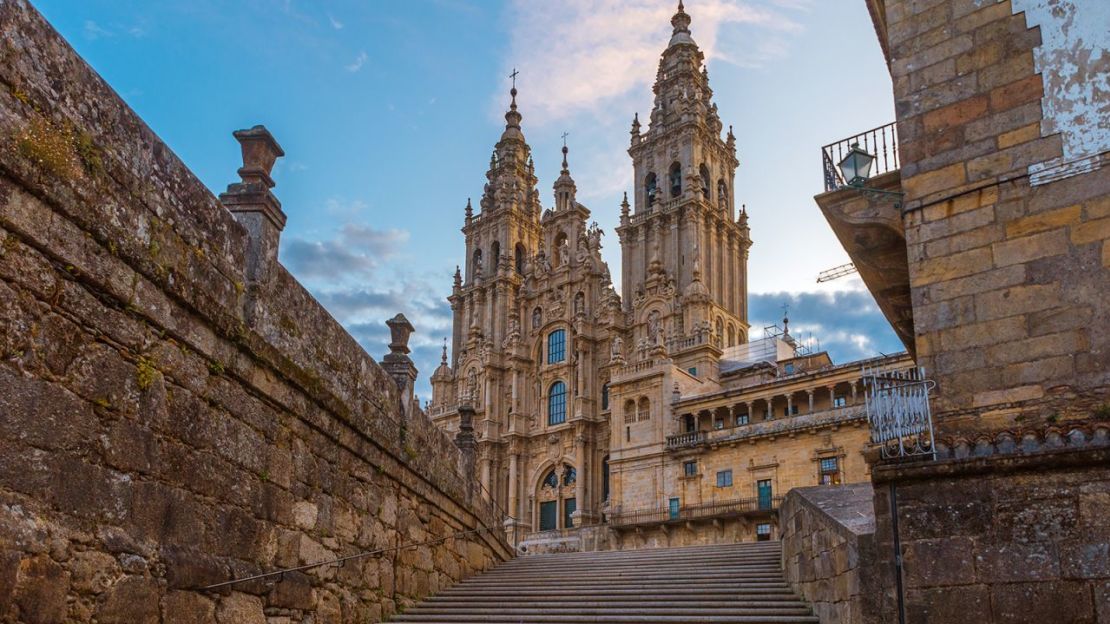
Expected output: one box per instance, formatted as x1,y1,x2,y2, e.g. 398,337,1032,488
219,126,285,323
851,381,859,404
381,314,418,415
574,433,587,526
508,451,520,519
786,394,793,418
745,401,755,424
829,385,837,405
455,403,477,481
766,398,774,420
479,452,492,502
807,389,815,413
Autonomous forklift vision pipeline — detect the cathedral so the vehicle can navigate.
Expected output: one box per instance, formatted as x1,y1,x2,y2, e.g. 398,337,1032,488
428,2,911,551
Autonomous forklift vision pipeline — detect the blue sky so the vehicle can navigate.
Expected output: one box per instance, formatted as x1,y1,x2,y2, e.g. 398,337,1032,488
35,0,904,398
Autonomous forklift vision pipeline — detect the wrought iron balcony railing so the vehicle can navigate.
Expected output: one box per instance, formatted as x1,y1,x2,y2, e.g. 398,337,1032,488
822,121,900,192
863,365,936,460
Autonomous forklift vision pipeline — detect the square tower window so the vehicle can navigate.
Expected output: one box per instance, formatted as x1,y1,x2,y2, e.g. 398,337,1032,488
716,469,733,487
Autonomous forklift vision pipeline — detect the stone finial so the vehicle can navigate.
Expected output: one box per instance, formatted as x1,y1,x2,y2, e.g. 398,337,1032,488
233,125,284,189
386,313,415,356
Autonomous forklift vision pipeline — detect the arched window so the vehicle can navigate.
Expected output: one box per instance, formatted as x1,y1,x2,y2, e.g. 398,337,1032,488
563,466,577,486
471,249,483,280
490,241,500,272
547,329,566,364
645,173,657,207
543,469,559,489
548,381,567,425
700,164,711,200
601,382,610,411
515,242,526,273
669,162,682,198
637,396,651,422
727,324,736,347
623,399,636,424
683,414,696,433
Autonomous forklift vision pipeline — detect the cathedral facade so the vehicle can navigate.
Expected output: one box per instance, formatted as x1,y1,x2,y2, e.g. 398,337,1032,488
428,3,912,551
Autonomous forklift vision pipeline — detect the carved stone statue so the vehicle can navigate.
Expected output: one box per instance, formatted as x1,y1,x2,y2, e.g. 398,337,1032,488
647,310,661,343
610,335,623,361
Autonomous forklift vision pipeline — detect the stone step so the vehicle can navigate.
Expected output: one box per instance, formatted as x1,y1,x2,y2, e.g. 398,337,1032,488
388,612,816,617
430,590,800,600
412,599,812,608
387,542,815,624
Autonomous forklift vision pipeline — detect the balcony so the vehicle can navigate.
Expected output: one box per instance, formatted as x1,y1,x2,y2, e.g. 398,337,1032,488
821,122,900,192
665,430,707,451
609,495,785,529
667,405,868,451
816,122,913,356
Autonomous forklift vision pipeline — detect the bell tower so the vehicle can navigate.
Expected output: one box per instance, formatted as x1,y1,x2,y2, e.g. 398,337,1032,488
617,1,751,356
450,85,543,368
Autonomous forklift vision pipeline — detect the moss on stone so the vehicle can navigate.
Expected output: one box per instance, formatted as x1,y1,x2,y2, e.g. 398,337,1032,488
15,115,80,179
135,356,158,390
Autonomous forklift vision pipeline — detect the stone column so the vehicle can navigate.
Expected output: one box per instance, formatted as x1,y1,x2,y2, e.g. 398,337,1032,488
829,385,837,407
851,381,859,404
766,398,774,420
574,433,587,526
508,451,519,519
479,453,492,502
807,389,815,413
745,401,755,424
786,394,793,418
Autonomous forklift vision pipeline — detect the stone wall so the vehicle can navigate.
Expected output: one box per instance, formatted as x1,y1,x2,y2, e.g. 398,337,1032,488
869,437,1110,623
885,0,1110,433
780,484,883,624
0,2,510,623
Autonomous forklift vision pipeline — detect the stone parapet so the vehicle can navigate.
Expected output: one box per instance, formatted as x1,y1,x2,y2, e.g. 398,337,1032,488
779,484,882,624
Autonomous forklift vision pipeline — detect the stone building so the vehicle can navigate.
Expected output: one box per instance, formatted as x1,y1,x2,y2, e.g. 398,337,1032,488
428,2,916,551
777,0,1110,622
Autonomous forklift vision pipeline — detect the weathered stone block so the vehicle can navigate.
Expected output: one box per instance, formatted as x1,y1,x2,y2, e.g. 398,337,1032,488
96,576,160,624
162,591,216,624
14,554,69,624
990,581,1094,624
902,537,977,587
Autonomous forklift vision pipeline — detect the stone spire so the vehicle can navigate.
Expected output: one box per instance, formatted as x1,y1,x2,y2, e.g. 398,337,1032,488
501,86,524,142
553,141,577,211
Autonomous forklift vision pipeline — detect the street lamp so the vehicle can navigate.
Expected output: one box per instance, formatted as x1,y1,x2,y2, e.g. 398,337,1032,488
836,142,904,209
837,143,874,187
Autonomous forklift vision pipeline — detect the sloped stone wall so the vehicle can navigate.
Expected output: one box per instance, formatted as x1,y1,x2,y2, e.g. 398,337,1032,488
0,1,510,622
780,484,883,624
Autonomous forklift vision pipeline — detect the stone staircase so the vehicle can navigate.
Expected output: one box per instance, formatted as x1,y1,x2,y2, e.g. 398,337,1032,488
391,541,818,623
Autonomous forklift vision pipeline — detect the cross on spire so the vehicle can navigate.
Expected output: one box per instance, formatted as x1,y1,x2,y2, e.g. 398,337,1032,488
509,67,520,89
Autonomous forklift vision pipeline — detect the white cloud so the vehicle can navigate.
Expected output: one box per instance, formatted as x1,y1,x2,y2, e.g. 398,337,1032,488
345,51,368,73
500,0,802,126
327,13,344,30
83,20,115,40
